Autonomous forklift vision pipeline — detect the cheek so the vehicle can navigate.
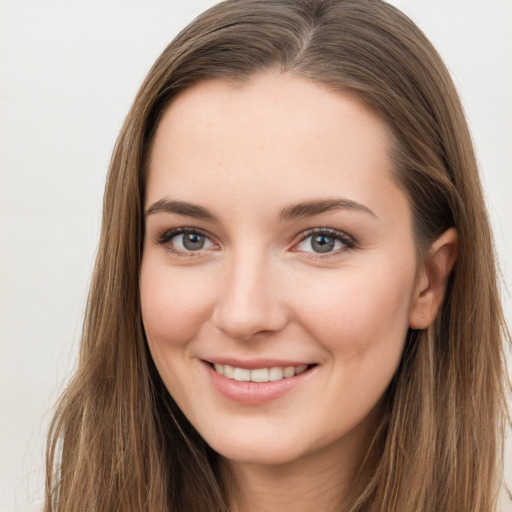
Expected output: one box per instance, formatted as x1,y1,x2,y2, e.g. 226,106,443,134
139,261,214,347
292,262,416,432
296,261,415,362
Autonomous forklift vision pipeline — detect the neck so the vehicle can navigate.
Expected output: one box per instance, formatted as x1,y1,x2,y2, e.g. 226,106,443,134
224,458,349,512
221,425,376,512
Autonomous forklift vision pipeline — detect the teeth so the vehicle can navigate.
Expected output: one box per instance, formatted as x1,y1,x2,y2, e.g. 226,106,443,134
233,368,251,382
250,368,269,382
283,366,295,378
269,367,284,381
212,363,309,382
295,364,307,375
224,364,234,378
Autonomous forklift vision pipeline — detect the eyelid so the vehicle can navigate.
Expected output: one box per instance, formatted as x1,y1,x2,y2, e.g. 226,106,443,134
153,226,356,258
155,226,210,244
154,226,218,257
292,228,356,256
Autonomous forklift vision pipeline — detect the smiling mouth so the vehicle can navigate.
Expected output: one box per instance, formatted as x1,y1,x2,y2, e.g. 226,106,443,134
209,363,315,383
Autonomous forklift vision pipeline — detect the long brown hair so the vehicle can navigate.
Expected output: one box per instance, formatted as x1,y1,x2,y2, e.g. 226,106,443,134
44,1,509,510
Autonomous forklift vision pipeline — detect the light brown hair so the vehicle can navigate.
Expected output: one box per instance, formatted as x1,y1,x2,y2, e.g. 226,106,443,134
45,1,509,510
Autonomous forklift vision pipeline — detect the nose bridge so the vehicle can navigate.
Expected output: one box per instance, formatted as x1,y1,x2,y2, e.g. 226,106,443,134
213,243,287,340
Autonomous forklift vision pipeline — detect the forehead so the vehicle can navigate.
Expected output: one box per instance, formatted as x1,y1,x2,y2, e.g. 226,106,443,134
146,73,404,223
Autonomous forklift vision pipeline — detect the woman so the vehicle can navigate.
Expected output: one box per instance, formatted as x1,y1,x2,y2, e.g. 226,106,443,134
44,0,510,510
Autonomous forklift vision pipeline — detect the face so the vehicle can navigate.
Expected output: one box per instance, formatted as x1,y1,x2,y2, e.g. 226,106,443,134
140,73,424,468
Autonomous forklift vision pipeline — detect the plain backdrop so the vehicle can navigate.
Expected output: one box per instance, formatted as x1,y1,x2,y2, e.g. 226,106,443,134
1,1,511,511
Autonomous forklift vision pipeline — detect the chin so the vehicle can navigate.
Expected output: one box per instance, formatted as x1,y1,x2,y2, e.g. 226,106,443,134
202,429,306,466
218,444,305,466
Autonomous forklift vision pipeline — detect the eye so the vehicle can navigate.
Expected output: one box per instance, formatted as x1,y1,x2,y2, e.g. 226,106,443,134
173,232,213,251
157,228,216,255
295,229,354,255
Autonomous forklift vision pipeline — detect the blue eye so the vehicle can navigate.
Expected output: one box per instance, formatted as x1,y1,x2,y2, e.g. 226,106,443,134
157,228,215,254
173,232,213,251
296,229,353,254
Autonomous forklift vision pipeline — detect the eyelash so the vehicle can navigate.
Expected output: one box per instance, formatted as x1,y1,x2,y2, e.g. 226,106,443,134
295,228,356,259
155,227,356,258
155,227,215,258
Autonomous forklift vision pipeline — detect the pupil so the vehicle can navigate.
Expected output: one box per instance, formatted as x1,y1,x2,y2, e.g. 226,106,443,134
311,234,335,253
183,233,205,250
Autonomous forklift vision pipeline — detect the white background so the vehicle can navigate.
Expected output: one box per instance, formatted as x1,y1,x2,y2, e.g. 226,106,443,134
1,1,511,510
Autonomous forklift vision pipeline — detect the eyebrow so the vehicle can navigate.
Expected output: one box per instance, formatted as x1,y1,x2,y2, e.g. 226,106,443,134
145,197,377,221
278,198,377,221
145,199,216,219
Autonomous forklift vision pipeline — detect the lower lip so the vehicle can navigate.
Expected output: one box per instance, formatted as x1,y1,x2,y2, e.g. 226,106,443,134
204,362,315,405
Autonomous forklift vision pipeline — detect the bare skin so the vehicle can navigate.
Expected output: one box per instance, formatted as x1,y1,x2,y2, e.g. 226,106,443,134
140,72,457,510
222,412,378,512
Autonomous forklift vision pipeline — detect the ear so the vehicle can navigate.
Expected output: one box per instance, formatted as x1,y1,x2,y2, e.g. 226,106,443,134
409,228,459,330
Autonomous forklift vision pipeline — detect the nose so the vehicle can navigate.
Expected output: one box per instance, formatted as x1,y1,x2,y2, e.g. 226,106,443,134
212,251,288,341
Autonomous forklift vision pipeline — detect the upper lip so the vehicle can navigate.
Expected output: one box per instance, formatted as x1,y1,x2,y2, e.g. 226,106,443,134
203,357,315,370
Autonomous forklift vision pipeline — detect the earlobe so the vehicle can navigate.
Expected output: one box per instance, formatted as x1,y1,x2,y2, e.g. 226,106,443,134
409,228,459,330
